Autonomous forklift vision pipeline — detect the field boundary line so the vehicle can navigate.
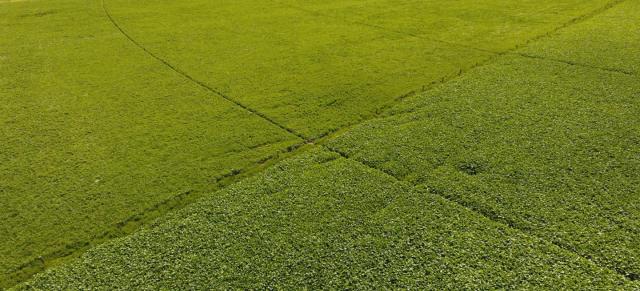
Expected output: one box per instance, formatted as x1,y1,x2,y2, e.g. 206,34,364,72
4,140,316,288
514,52,637,76
512,0,627,49
9,0,631,287
277,0,635,78
370,0,629,118
322,141,639,282
4,2,312,285
316,0,638,282
101,0,307,141
99,0,637,283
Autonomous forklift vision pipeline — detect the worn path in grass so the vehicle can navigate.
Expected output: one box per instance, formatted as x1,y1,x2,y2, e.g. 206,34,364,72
18,149,638,289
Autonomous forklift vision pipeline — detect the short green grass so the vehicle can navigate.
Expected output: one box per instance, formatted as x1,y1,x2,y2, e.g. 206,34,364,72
18,149,636,289
103,0,493,138
329,55,640,278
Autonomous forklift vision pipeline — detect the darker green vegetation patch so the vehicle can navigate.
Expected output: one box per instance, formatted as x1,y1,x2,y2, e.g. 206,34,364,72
330,55,640,279
20,149,634,289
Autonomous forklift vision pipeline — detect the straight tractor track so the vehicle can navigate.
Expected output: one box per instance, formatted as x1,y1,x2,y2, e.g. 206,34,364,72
9,0,633,287
277,0,635,78
101,0,306,141
322,142,640,282
103,0,637,282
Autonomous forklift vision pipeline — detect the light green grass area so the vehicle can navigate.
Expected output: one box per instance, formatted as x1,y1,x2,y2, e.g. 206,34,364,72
0,0,300,286
18,149,635,289
329,55,640,278
104,0,494,138
521,0,640,74
101,0,616,138
280,0,612,51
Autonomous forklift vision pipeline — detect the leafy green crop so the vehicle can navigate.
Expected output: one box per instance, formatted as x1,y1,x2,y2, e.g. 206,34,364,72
101,0,616,139
329,55,640,279
279,0,612,52
521,0,640,74
0,0,299,286
102,0,495,138
1,0,637,288
18,149,635,289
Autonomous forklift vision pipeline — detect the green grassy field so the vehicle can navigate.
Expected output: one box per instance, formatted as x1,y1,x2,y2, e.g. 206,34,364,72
1,0,639,288
0,0,302,286
521,0,640,74
329,54,640,279
17,149,636,289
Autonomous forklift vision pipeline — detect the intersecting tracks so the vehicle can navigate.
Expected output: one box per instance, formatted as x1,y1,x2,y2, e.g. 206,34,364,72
276,0,635,78
101,0,637,282
11,0,633,287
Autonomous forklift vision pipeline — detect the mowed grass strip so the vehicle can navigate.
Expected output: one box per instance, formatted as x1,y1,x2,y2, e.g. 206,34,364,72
103,0,497,138
17,149,635,289
329,55,640,279
0,0,299,286
280,0,614,52
520,0,640,75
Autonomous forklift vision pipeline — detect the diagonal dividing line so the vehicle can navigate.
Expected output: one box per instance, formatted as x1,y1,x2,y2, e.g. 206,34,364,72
321,143,639,282
276,0,636,77
101,0,307,141
104,0,636,282
309,0,638,282
10,0,631,288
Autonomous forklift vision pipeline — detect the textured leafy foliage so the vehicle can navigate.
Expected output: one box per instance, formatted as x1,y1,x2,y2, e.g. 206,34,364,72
19,149,634,289
0,0,299,286
1,0,637,288
521,0,640,74
330,55,640,278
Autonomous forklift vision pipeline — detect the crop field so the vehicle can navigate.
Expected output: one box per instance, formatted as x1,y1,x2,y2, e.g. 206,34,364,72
1,0,639,289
